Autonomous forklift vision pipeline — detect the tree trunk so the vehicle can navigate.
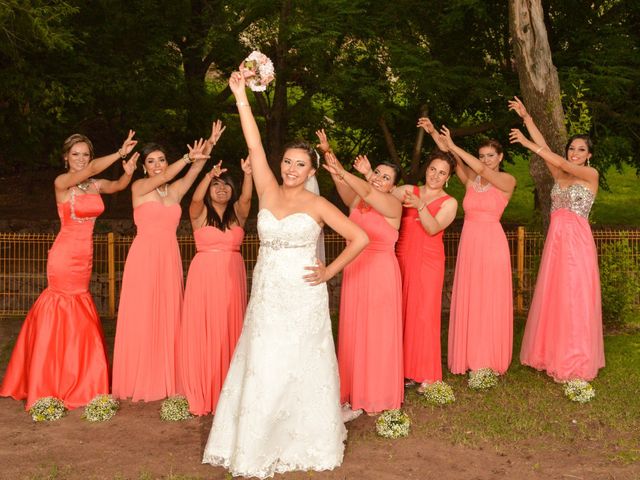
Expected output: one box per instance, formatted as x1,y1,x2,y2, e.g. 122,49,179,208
509,0,567,231
407,105,429,184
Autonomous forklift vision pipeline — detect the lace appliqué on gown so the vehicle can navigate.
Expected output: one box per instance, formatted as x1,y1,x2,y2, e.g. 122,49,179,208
202,209,346,479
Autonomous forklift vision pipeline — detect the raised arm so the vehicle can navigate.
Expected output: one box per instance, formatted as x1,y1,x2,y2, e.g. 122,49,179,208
417,117,472,185
229,71,277,198
403,189,458,235
440,126,516,196
509,129,598,190
303,197,369,286
132,139,209,199
171,139,211,200
234,156,253,226
54,130,137,193
203,119,226,157
97,153,140,194
508,96,548,149
189,160,228,222
325,153,401,222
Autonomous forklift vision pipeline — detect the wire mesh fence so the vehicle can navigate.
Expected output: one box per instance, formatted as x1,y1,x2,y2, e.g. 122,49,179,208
1,228,638,317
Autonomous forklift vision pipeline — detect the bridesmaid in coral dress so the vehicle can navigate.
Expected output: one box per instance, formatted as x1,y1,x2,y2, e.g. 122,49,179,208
0,131,138,410
439,126,516,376
112,138,210,402
393,123,458,391
319,130,404,416
509,96,604,382
177,143,253,416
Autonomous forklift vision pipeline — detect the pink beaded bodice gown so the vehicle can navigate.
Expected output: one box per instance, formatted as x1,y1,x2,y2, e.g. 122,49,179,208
0,189,109,409
520,183,604,381
448,180,513,374
177,225,246,415
112,201,183,401
396,187,451,383
338,203,403,412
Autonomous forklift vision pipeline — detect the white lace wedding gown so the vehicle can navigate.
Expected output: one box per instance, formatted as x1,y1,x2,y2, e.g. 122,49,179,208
202,209,347,478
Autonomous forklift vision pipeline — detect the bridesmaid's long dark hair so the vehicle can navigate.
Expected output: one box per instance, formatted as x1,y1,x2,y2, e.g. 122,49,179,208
203,172,239,231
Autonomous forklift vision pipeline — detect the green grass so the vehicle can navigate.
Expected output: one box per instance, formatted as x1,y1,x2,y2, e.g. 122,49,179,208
446,156,640,227
403,319,640,451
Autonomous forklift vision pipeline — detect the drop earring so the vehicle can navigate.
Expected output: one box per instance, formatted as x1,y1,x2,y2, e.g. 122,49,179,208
143,166,147,175
587,159,591,166
64,159,68,169
445,178,449,188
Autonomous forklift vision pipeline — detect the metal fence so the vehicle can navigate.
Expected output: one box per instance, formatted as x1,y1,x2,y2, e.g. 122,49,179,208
1,229,638,317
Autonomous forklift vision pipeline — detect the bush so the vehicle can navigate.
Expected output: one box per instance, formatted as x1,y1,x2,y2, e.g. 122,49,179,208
599,238,640,325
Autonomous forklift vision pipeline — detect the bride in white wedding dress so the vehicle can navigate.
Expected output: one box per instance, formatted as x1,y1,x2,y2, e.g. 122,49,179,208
202,71,369,478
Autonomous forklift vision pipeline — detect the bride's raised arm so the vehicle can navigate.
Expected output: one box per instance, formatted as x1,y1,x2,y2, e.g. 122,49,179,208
228,71,276,199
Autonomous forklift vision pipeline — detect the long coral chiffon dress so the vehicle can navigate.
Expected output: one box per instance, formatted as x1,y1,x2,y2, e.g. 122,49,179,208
0,189,109,410
396,187,451,383
448,180,513,374
338,203,403,412
177,225,246,415
112,201,183,401
520,183,604,381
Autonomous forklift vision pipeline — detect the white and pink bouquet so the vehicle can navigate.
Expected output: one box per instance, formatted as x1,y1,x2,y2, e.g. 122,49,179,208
241,51,275,92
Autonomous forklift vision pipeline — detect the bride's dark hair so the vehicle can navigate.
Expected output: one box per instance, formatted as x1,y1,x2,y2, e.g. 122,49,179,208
203,172,239,231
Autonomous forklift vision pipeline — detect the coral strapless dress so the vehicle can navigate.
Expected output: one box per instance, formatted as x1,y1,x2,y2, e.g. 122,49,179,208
396,188,451,383
448,181,513,374
0,190,109,410
112,201,183,401
338,203,403,412
177,225,246,415
520,183,604,381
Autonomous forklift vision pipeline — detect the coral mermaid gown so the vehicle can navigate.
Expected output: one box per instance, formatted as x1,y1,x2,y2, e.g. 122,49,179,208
396,188,451,383
0,189,109,410
448,179,513,374
203,209,346,478
338,203,403,412
520,183,604,381
112,201,183,401
177,225,246,416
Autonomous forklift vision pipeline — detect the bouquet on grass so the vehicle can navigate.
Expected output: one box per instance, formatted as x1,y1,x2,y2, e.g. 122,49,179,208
29,397,66,422
468,368,498,390
375,409,410,438
563,379,595,403
83,394,119,422
241,51,275,92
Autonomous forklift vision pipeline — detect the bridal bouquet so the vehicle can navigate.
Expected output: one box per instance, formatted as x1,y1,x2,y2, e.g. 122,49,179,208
83,394,119,422
563,379,595,403
29,397,66,422
241,51,275,92
468,368,498,390
375,409,411,439
419,381,456,405
160,396,193,421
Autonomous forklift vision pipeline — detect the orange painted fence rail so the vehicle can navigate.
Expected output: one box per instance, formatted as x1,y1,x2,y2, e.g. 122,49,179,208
1,229,638,317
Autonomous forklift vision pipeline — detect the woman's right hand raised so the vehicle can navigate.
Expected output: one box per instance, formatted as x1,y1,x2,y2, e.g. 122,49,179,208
439,126,456,150
315,129,331,154
229,71,247,96
353,154,372,176
508,96,529,119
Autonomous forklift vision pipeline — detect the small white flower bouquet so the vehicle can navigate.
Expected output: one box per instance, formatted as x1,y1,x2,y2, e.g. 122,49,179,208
29,397,66,422
160,396,193,421
375,409,410,439
468,368,498,390
563,379,595,403
419,381,456,405
83,394,119,422
241,51,275,92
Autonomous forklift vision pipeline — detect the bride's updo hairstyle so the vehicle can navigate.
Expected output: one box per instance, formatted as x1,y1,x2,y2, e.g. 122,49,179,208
283,140,320,169
62,134,95,162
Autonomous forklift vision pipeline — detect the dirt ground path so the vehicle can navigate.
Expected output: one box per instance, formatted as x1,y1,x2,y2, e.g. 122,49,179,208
1,318,638,480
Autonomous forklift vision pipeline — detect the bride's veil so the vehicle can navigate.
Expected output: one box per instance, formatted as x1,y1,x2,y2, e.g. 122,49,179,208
304,174,326,264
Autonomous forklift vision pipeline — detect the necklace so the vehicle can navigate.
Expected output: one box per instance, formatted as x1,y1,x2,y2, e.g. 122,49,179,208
156,184,169,197
472,175,491,193
76,179,92,192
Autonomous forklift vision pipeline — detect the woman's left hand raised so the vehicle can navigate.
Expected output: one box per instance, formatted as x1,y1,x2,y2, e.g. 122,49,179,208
303,259,328,285
122,152,140,175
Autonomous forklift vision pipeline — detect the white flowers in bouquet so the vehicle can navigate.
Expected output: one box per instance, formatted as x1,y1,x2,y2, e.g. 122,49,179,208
563,379,596,403
29,397,66,422
468,368,498,390
420,381,456,405
83,394,119,422
241,51,275,92
375,409,411,439
160,396,193,421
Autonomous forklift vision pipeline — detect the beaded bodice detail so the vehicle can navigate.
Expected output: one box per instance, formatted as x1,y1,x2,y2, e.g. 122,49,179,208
550,183,595,219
